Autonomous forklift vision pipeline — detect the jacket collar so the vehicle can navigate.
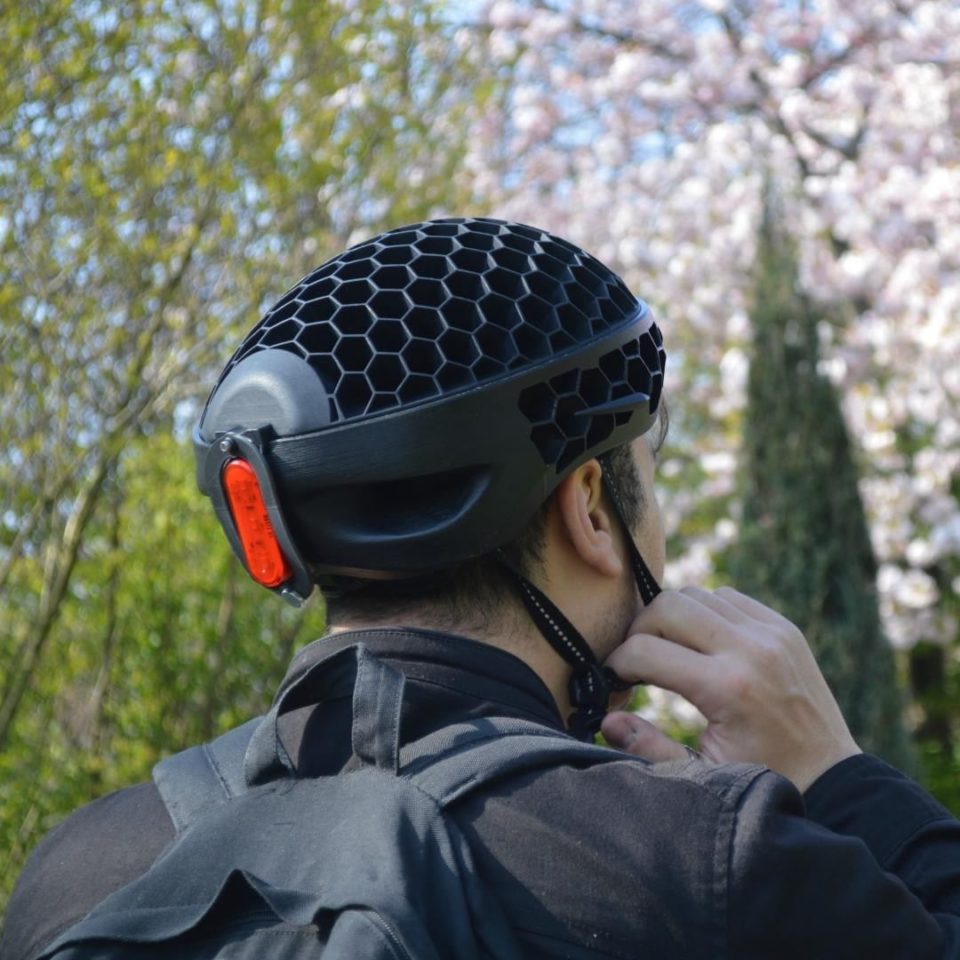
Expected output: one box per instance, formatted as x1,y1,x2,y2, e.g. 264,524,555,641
275,626,566,773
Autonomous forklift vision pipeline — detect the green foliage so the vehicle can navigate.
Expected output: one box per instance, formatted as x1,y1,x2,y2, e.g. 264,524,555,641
0,433,328,904
727,201,915,770
0,0,492,914
909,641,960,815
918,739,960,815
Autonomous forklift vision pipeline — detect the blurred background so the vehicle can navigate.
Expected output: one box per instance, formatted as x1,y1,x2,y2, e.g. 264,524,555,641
2,0,958,913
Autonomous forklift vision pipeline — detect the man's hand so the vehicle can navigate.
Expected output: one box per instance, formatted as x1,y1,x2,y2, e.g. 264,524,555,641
601,586,861,793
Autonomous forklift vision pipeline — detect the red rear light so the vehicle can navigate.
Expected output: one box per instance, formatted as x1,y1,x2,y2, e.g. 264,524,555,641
221,459,292,588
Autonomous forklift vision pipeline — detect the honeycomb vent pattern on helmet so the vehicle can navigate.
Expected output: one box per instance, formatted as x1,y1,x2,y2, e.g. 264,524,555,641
221,218,641,422
518,328,665,471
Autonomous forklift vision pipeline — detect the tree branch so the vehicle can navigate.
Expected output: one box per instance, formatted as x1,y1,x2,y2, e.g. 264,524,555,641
531,0,686,62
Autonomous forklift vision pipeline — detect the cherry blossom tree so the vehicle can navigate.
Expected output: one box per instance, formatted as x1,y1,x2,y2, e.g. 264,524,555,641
466,0,960,773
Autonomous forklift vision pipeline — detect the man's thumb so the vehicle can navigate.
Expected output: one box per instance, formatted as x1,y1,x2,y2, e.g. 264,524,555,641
602,712,689,762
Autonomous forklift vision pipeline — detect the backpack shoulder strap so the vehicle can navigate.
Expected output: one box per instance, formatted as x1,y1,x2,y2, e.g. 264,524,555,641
152,644,406,833
152,717,260,833
400,717,632,808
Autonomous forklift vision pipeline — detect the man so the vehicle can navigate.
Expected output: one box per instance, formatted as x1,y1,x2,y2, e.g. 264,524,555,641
3,217,959,958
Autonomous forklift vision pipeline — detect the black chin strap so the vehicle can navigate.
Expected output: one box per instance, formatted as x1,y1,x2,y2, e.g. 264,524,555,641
601,464,662,609
496,561,612,740
498,465,662,741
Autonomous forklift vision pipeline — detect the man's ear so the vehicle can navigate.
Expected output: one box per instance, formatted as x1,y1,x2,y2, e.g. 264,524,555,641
554,459,623,578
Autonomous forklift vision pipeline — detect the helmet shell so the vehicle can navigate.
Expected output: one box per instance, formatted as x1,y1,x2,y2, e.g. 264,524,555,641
196,218,664,578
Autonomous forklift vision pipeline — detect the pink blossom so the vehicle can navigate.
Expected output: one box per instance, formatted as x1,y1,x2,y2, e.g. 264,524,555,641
470,0,960,649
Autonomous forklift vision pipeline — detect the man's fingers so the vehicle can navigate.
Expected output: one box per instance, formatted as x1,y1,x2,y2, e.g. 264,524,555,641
605,631,712,705
679,585,754,625
628,591,733,655
602,712,688,762
714,586,784,625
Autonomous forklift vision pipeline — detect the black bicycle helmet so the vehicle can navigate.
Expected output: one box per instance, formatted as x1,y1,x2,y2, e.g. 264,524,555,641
195,217,666,737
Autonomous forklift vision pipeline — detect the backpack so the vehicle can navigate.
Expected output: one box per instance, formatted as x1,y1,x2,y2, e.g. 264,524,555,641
37,643,625,959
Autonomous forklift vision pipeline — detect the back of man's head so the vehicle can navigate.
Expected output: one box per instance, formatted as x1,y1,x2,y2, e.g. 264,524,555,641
194,217,666,735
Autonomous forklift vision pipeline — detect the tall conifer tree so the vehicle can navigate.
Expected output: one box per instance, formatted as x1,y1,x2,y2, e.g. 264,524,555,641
730,197,914,768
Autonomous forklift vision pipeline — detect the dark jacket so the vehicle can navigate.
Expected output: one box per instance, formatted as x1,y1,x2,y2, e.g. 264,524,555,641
3,627,960,959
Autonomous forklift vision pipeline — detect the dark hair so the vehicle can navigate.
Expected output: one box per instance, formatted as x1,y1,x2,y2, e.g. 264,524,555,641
325,401,667,630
